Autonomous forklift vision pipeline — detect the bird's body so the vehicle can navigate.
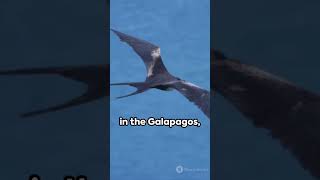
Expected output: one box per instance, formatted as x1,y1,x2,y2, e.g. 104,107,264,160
212,49,320,179
111,29,210,118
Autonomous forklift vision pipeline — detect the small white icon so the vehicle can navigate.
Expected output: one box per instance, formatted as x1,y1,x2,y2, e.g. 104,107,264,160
176,165,184,174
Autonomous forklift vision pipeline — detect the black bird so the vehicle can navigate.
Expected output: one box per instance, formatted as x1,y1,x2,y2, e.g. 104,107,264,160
0,64,108,117
0,28,210,118
212,49,320,179
110,29,210,118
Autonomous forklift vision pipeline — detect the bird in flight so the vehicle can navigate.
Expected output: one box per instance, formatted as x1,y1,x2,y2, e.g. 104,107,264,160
212,49,320,179
0,29,210,119
0,65,108,117
110,29,210,119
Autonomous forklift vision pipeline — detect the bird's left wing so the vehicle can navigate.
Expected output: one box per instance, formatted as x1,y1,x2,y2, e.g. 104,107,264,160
0,65,108,117
20,90,104,118
169,81,210,118
111,29,169,77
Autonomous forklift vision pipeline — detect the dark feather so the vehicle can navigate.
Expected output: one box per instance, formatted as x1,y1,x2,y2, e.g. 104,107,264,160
213,52,320,178
170,81,210,118
0,65,108,117
111,29,168,78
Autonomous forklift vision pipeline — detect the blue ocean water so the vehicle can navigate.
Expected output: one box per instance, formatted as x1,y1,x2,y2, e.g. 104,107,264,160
110,1,210,180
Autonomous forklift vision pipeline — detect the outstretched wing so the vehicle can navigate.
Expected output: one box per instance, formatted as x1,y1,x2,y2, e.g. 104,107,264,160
213,52,320,178
169,80,210,118
0,65,108,117
21,90,104,118
111,29,168,77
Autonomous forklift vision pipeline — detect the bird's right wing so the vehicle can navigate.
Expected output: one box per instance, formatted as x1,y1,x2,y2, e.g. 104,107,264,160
0,65,108,117
169,80,210,118
111,29,168,77
212,52,320,178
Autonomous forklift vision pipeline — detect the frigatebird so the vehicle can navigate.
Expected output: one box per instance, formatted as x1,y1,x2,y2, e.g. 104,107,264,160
0,65,108,117
212,49,320,179
0,29,210,118
110,29,210,118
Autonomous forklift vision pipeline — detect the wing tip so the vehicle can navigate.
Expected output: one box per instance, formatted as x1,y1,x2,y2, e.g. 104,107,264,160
110,28,126,42
110,28,123,35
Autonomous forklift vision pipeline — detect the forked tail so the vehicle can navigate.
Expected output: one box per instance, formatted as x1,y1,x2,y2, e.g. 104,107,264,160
110,82,149,99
